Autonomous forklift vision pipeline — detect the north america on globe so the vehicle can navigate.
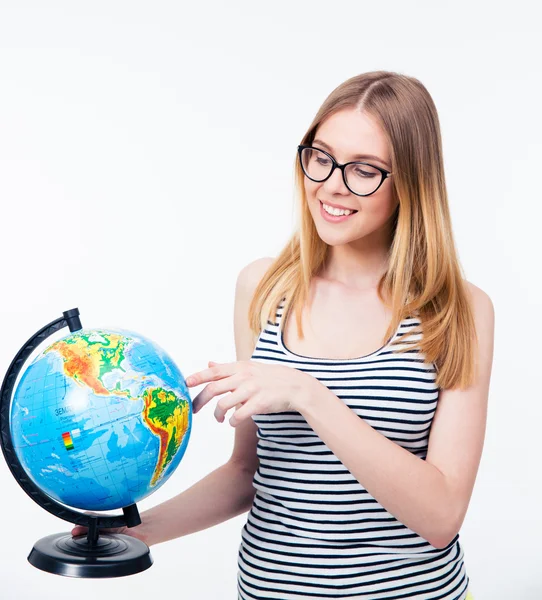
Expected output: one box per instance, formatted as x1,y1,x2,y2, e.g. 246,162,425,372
10,328,192,511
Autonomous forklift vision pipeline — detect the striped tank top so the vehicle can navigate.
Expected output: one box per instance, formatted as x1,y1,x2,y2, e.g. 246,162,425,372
237,297,470,599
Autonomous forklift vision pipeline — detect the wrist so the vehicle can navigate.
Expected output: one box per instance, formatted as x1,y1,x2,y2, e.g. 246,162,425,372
294,375,327,414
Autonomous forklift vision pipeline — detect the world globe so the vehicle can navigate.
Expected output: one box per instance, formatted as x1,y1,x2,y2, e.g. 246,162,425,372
9,327,192,512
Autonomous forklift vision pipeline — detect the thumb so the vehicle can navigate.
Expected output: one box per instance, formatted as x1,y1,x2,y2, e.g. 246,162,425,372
208,361,218,366
71,524,87,536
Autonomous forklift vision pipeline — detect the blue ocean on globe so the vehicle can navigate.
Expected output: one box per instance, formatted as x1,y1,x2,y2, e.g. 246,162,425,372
9,328,192,511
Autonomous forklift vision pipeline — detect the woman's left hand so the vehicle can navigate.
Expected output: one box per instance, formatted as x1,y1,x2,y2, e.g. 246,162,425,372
185,360,318,426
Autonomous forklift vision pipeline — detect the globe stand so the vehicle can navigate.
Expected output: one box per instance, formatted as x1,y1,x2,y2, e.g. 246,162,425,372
0,308,153,578
27,503,152,578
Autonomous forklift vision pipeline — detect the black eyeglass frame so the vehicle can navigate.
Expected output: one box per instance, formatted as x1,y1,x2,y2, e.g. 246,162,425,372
297,144,393,197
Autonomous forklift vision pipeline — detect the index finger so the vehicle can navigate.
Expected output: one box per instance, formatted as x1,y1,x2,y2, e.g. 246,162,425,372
185,363,235,387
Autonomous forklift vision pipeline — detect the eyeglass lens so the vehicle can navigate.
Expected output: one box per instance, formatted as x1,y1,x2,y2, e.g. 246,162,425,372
300,147,383,196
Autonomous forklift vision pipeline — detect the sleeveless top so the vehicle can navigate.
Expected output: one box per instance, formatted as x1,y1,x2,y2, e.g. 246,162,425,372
237,297,470,600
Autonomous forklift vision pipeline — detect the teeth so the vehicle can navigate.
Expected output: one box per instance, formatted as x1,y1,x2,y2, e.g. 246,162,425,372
323,202,354,216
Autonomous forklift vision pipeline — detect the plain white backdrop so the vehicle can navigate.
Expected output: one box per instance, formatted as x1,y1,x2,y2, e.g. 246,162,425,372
0,1,540,598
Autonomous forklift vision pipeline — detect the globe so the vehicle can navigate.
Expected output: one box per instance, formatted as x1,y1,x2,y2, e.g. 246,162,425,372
9,327,192,512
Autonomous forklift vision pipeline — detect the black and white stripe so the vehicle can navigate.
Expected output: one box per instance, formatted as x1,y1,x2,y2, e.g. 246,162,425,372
237,299,470,600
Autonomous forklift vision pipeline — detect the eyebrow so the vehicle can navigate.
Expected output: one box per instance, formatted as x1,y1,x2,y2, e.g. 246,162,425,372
313,139,390,169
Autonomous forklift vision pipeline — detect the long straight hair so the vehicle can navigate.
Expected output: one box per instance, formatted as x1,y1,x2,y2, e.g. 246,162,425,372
248,71,477,390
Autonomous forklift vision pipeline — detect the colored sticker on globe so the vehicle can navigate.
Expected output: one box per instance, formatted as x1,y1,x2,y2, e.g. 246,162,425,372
61,431,74,451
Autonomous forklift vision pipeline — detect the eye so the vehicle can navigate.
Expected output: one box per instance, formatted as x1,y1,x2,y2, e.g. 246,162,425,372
354,167,376,178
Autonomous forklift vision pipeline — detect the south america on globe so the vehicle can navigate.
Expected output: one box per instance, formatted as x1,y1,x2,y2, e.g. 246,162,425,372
10,328,192,512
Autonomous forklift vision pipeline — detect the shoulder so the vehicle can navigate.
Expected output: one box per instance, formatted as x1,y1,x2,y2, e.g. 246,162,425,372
463,280,495,379
464,279,493,308
233,257,276,351
236,256,275,291
464,280,495,330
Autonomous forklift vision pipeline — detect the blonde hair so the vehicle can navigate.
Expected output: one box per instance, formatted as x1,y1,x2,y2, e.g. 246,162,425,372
248,70,477,390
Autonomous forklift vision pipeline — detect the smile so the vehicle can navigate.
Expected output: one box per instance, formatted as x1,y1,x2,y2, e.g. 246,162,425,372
319,200,358,223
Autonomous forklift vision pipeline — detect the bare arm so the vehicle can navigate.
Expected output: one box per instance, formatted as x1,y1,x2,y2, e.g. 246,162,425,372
136,257,274,546
137,461,256,546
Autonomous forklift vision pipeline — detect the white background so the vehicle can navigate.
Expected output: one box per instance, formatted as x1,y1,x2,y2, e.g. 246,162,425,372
0,1,540,598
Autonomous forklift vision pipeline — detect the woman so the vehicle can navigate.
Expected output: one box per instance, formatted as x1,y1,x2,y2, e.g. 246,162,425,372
74,71,492,599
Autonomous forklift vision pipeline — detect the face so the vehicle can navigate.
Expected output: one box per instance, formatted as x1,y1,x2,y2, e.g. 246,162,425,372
303,107,398,249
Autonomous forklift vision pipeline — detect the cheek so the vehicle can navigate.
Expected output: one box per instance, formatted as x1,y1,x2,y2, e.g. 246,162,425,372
304,178,318,199
367,189,396,219
304,182,322,217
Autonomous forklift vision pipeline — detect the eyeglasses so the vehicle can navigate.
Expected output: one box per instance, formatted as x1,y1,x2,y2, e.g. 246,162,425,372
297,144,393,197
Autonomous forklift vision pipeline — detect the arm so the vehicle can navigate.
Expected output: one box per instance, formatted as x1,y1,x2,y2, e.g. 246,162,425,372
138,461,256,546
294,282,494,549
138,257,274,547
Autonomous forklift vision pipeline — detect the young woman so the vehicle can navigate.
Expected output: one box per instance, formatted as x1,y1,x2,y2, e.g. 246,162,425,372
74,71,493,600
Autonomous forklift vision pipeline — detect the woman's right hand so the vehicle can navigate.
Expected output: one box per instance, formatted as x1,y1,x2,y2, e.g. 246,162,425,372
71,512,149,544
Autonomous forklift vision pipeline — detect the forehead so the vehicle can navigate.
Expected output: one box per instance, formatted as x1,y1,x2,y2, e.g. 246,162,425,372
314,108,389,164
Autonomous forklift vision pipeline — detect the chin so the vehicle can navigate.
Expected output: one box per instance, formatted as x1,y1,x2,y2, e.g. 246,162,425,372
313,223,354,246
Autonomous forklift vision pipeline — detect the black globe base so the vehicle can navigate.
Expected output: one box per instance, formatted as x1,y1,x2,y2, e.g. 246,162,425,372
27,532,153,578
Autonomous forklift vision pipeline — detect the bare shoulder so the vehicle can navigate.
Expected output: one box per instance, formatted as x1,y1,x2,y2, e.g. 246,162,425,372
464,279,495,367
236,256,275,289
234,256,276,356
464,280,494,314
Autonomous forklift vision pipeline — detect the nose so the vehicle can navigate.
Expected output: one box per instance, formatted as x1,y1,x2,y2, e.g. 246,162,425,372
322,164,350,195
